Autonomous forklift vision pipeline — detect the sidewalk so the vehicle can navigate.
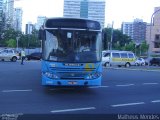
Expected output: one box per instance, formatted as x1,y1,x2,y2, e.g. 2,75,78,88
103,66,160,72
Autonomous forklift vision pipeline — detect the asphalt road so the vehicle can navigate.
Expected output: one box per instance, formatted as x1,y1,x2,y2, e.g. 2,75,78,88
0,61,160,119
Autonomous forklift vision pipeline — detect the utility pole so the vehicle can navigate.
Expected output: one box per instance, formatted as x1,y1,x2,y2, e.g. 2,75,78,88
110,21,114,50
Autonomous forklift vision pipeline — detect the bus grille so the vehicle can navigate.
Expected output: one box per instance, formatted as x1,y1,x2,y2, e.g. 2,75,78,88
49,67,96,80
50,67,95,72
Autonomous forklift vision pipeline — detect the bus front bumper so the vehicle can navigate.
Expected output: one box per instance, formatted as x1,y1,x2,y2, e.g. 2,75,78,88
42,75,101,86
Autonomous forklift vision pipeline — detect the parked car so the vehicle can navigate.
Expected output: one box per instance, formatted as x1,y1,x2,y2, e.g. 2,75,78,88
135,58,146,66
25,52,42,60
0,49,20,62
149,58,160,66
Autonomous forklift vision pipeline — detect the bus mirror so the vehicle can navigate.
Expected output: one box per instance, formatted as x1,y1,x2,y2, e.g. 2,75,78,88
38,29,45,40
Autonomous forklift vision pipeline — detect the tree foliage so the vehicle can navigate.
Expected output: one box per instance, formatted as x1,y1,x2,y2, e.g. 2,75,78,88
102,28,132,50
102,27,149,56
6,39,16,48
0,28,40,48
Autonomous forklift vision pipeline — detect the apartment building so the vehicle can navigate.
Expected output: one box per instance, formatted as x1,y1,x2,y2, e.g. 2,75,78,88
25,22,34,34
35,16,46,30
13,8,22,31
63,0,105,28
122,19,147,44
146,7,160,54
3,0,14,29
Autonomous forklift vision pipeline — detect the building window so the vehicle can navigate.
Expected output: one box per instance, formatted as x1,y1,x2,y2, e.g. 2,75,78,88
154,42,160,48
155,34,160,41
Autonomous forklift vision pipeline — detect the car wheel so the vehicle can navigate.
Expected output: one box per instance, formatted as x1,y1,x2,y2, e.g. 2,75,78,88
12,57,17,62
125,63,130,68
24,57,28,61
141,63,145,66
135,63,139,66
104,62,111,67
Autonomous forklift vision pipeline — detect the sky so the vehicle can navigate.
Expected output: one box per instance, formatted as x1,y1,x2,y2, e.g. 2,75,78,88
14,0,160,31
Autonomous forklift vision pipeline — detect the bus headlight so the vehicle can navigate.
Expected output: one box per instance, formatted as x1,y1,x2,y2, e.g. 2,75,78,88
85,72,101,80
43,72,59,79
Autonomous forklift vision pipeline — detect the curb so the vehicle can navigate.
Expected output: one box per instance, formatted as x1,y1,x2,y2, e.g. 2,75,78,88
103,67,160,72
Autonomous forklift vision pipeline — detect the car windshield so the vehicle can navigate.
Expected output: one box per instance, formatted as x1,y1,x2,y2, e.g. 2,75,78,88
43,29,102,63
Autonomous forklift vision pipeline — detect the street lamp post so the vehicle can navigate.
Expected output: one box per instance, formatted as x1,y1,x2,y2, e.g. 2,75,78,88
110,21,114,50
148,8,160,58
16,36,20,51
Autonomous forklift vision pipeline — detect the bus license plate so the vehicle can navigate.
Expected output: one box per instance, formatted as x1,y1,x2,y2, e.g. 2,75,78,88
68,81,77,85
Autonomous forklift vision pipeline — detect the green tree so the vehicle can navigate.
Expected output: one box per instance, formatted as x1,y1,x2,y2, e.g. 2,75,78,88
123,41,135,52
0,28,40,48
102,28,132,50
6,39,16,48
0,28,22,47
140,41,149,55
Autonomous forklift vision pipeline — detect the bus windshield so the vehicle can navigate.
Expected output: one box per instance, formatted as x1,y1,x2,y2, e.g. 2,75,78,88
43,29,101,63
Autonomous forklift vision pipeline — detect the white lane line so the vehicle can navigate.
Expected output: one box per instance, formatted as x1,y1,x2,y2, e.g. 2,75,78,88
151,100,160,103
111,102,145,107
51,107,96,113
116,84,134,87
142,83,159,85
88,86,109,88
2,89,32,93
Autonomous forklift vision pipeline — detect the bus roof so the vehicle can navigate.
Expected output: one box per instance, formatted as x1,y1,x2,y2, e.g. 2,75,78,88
43,17,101,30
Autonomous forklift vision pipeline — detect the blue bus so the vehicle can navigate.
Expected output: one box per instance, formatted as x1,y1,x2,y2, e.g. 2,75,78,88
39,18,102,87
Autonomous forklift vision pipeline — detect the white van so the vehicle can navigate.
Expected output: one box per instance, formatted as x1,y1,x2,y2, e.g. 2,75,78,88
102,50,136,67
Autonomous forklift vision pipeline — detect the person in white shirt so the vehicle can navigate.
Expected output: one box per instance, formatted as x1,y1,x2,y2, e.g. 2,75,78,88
79,43,90,52
21,49,26,65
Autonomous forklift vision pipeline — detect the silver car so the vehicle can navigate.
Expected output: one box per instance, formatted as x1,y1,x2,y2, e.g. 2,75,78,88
0,49,19,62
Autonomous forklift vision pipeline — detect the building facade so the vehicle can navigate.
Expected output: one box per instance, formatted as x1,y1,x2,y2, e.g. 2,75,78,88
13,8,22,31
3,0,14,29
0,0,3,22
146,7,160,54
35,16,46,30
122,19,147,44
25,22,34,34
0,0,3,30
63,0,105,28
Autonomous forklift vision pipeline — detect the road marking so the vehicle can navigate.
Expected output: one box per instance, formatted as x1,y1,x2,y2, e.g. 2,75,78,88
2,89,32,93
88,86,109,88
151,100,160,103
51,107,96,113
142,83,159,85
116,84,134,87
111,102,145,107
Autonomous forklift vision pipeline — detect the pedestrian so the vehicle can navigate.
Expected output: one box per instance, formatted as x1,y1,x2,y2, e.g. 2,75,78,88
21,49,25,65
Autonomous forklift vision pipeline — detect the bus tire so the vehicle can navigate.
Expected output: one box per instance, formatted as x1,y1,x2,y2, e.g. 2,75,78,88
125,63,130,68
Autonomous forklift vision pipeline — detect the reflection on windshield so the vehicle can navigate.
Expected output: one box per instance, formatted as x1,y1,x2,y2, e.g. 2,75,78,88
43,30,101,63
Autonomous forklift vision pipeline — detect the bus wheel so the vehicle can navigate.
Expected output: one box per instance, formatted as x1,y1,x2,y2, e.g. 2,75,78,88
105,62,110,67
125,63,130,68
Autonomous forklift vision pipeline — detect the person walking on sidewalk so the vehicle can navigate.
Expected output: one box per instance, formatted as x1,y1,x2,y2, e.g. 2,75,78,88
21,49,26,65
